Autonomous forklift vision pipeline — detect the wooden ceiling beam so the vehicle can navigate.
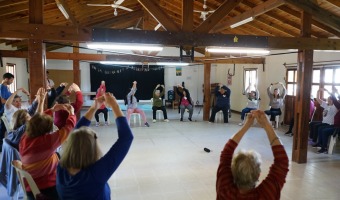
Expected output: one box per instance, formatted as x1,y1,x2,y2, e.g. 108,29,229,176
93,10,144,28
325,0,340,7
0,0,27,8
137,0,180,31
0,22,91,42
182,0,193,32
55,0,77,25
284,0,340,32
278,6,340,38
0,50,264,64
0,3,28,17
1,23,340,50
212,0,285,33
195,0,242,33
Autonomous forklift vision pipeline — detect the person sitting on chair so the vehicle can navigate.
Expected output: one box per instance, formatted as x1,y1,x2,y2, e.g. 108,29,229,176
239,84,259,126
56,93,134,200
265,82,286,127
176,84,193,122
126,81,150,127
94,81,109,127
216,110,289,199
209,83,231,123
152,84,169,123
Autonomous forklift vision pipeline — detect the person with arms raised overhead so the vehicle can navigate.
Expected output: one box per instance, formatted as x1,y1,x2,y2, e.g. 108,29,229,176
209,83,231,123
264,82,286,127
239,84,260,126
57,93,134,200
216,110,289,200
176,83,193,122
126,81,150,127
152,84,169,123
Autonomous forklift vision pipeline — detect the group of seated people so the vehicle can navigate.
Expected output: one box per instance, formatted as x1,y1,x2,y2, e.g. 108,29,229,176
1,78,133,199
0,71,337,199
309,88,340,154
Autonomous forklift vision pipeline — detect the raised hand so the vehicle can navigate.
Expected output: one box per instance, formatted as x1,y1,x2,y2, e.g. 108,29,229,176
244,112,255,127
156,84,160,88
252,110,270,128
64,104,75,115
133,81,137,84
104,93,116,107
52,104,67,112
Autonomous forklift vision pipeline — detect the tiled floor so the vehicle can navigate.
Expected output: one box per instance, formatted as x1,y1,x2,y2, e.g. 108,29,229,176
1,108,340,200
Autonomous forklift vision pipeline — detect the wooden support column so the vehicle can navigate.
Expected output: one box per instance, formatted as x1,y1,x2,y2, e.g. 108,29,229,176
203,52,211,121
28,0,46,102
292,11,314,163
73,44,81,119
73,44,80,86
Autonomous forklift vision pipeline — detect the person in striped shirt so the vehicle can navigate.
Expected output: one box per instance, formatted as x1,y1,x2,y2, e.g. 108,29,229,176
216,110,289,200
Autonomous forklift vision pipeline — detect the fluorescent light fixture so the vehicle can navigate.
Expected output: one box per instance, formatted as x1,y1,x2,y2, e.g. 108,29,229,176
87,43,163,51
206,47,270,55
154,23,162,31
230,17,254,28
156,62,189,66
56,2,69,19
100,61,136,65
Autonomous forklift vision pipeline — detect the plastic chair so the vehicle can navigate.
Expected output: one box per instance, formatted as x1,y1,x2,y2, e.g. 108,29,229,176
11,160,41,200
328,129,339,155
1,115,12,138
150,98,163,120
216,109,230,123
129,113,142,126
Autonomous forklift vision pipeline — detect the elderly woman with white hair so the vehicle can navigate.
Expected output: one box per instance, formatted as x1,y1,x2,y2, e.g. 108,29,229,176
216,110,289,199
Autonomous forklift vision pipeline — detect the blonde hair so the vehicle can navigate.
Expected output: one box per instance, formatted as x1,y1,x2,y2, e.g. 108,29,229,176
231,150,262,189
12,109,28,130
60,127,103,170
26,113,53,138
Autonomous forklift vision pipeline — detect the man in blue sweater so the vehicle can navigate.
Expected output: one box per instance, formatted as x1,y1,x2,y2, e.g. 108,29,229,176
0,73,14,152
209,84,231,123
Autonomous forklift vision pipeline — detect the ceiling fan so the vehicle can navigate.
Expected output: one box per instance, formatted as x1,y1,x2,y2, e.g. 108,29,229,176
87,0,133,16
194,0,215,21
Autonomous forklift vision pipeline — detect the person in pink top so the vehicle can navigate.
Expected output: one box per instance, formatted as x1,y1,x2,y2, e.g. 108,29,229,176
126,81,150,127
176,84,193,121
95,80,109,126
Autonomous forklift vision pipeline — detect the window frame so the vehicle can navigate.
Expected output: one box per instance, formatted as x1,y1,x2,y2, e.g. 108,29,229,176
5,63,16,93
243,68,258,92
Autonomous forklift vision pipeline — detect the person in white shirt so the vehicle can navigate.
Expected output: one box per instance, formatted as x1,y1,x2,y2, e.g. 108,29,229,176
239,85,260,126
4,88,37,129
46,70,55,89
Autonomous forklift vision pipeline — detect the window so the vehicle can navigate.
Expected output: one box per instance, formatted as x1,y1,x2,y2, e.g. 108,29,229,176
286,66,340,99
6,63,16,93
243,69,257,92
286,69,297,95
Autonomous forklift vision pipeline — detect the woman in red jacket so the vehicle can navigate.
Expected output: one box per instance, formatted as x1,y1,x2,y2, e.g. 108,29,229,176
216,110,289,200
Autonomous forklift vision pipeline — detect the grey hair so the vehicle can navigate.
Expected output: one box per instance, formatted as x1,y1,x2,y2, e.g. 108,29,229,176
231,150,262,190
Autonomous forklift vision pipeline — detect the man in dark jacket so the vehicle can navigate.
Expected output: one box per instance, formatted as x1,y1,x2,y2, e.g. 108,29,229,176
209,84,231,123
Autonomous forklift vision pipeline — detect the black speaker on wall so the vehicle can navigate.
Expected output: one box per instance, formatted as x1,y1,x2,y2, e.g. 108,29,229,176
168,90,175,101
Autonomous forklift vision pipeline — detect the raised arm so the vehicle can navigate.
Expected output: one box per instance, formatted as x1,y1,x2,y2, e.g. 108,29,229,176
91,92,133,183
280,82,286,99
216,113,255,196
35,88,47,114
176,84,183,97
253,110,289,193
153,84,161,98
75,97,103,129
5,88,23,109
